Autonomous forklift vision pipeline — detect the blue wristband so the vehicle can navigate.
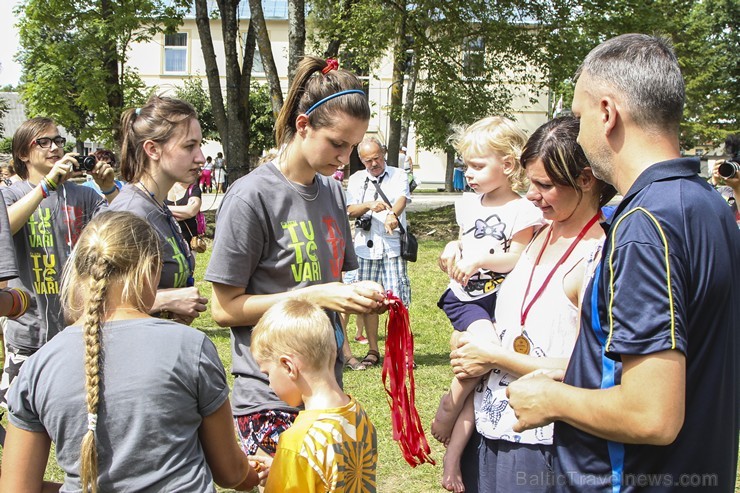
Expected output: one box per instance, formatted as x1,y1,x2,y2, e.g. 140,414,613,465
101,184,118,195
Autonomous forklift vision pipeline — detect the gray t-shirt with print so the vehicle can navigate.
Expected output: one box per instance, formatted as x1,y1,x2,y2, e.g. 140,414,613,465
0,189,19,281
109,184,195,289
205,162,358,415
8,318,228,492
3,181,107,351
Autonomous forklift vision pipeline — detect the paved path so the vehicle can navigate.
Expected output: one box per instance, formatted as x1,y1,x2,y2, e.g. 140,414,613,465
200,191,460,212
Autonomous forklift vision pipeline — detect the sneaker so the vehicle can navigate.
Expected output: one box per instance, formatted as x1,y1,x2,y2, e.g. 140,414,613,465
354,335,369,344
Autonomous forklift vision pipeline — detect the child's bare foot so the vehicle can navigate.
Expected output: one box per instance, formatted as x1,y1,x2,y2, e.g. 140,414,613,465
441,452,465,492
431,392,456,446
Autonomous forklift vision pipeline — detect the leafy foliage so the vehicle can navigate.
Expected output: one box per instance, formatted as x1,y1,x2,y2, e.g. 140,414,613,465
175,77,220,141
16,0,190,146
248,82,276,157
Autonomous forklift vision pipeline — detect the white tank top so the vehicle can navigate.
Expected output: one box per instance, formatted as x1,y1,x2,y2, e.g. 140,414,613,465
474,228,603,444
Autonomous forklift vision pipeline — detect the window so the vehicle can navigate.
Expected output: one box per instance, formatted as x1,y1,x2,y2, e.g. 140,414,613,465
241,32,265,74
253,50,264,73
164,33,188,74
463,36,485,78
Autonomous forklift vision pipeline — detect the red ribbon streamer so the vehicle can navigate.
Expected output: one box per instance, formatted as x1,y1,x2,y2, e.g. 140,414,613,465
322,58,339,74
381,291,435,467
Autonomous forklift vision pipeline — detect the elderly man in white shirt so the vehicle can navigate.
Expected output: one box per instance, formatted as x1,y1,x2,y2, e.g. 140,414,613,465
346,136,411,368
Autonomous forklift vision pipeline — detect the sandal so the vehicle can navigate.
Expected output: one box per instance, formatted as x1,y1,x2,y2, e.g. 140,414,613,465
344,357,366,371
360,349,381,368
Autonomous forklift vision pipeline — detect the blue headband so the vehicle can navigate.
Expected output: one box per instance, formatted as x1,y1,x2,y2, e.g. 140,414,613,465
305,89,365,115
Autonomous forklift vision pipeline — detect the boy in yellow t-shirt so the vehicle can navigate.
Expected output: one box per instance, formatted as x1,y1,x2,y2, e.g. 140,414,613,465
250,299,377,492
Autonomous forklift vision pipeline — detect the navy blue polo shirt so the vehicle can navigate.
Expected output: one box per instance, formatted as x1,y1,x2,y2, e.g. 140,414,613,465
555,158,740,492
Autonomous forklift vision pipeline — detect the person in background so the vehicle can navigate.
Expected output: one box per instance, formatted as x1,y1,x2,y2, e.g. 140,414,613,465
201,155,213,193
0,212,259,492
507,33,740,492
213,151,227,193
250,299,377,492
346,136,412,369
165,176,203,247
205,56,386,463
109,95,208,326
0,160,22,188
1,117,114,409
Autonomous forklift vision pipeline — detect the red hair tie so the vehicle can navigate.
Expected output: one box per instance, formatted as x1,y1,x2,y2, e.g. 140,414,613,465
322,58,339,75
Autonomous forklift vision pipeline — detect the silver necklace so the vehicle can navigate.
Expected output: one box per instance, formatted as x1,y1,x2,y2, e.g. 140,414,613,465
275,162,320,201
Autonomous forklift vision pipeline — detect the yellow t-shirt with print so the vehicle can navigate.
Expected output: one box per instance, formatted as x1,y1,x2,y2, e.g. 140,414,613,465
265,396,377,492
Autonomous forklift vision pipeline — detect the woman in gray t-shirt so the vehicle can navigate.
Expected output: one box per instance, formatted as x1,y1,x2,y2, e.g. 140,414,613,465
1,212,259,492
206,56,387,457
109,96,209,326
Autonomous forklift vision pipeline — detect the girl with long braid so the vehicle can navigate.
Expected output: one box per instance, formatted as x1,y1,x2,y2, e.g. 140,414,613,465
0,212,259,492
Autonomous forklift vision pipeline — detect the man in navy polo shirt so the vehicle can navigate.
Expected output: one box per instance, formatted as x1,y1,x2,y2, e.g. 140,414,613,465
507,34,740,491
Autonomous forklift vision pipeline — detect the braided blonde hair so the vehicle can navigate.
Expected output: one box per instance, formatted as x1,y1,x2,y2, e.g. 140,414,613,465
61,212,162,493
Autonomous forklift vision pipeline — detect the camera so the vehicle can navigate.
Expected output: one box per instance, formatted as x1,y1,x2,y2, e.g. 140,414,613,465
72,155,98,172
355,215,372,231
718,157,740,180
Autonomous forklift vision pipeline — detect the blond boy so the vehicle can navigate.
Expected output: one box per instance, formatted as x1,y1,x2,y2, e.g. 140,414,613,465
251,299,377,492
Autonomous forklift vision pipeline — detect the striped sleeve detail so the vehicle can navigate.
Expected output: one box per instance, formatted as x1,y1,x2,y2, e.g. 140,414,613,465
605,207,676,351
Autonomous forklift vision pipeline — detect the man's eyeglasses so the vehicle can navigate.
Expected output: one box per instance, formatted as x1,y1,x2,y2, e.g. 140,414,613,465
34,136,66,149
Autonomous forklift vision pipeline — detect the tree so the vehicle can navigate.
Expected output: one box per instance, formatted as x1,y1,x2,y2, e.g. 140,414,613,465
288,0,306,85
174,77,220,141
249,0,284,118
16,0,189,147
536,0,738,148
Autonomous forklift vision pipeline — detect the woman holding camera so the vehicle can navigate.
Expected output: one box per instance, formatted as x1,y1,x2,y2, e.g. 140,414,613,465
109,96,208,326
0,117,116,408
205,56,387,459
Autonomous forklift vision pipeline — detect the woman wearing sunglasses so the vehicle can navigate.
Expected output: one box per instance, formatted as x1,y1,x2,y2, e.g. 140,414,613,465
1,117,117,409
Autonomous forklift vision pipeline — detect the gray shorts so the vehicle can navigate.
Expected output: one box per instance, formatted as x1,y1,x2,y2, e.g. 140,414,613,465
477,436,555,492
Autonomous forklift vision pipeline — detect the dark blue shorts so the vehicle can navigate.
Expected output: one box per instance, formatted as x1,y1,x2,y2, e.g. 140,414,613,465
438,288,497,332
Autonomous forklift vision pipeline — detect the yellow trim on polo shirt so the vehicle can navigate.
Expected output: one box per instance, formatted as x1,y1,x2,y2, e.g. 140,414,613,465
606,207,675,351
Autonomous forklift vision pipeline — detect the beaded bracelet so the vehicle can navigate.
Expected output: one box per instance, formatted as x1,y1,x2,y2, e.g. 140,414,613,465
101,185,117,195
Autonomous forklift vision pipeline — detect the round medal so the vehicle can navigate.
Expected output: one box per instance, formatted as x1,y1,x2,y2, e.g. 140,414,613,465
513,335,530,355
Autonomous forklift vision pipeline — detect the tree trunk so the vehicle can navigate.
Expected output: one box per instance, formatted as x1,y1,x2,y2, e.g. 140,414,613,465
194,0,228,139
101,0,123,143
239,23,257,175
386,13,407,168
287,0,305,86
400,51,417,149
445,148,455,192
249,0,284,119
219,0,250,178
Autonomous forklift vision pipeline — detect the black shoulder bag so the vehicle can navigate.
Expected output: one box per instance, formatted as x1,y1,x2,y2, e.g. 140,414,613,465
369,179,418,262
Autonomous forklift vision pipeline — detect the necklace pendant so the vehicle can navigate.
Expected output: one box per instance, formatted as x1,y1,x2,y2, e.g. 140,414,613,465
513,335,531,355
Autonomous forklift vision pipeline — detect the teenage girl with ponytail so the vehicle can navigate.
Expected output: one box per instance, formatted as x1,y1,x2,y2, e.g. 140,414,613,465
108,96,208,325
0,211,259,492
205,56,387,460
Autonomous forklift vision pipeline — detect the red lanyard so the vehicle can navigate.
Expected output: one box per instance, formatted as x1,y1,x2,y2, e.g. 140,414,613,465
519,212,601,328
